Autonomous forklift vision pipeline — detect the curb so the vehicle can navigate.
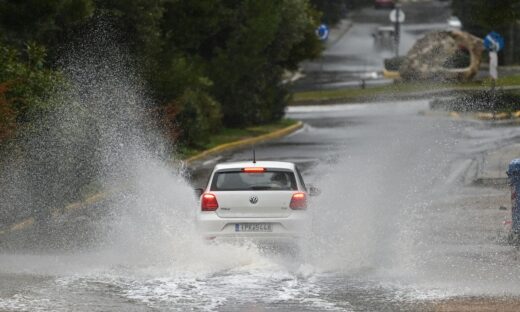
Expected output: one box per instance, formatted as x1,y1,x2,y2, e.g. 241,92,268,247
0,217,35,236
0,121,304,236
443,110,520,121
473,177,508,187
185,121,303,164
475,112,510,120
382,69,400,79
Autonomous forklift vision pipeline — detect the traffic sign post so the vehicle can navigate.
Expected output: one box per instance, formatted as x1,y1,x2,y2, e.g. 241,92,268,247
489,51,498,80
315,24,329,103
389,6,405,57
484,31,505,83
484,31,505,118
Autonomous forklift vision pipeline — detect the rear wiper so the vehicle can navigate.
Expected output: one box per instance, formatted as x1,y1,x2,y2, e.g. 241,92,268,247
250,186,272,190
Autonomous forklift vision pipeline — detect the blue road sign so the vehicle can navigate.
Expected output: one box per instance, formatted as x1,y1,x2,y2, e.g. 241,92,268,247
316,24,329,41
484,31,505,52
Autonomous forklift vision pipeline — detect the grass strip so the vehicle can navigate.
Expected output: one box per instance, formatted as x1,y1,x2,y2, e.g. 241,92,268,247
292,75,520,104
178,118,298,159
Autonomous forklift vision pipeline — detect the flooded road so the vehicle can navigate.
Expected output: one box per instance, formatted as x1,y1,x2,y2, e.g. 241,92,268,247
2,100,520,311
293,1,453,91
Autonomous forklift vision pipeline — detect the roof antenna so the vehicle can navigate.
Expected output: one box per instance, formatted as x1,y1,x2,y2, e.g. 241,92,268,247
252,146,256,164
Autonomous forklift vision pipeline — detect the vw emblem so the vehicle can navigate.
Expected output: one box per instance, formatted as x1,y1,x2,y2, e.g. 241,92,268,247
249,195,258,204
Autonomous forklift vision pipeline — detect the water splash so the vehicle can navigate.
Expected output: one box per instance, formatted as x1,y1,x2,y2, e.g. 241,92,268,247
296,102,459,277
0,22,272,270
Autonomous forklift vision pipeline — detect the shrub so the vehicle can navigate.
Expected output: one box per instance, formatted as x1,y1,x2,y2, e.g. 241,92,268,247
443,48,471,69
384,56,406,71
0,42,62,122
430,89,520,112
0,82,16,142
162,88,222,148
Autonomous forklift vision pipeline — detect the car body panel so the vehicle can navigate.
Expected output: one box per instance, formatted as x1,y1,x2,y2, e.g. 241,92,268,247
197,212,308,239
196,161,309,241
214,190,293,218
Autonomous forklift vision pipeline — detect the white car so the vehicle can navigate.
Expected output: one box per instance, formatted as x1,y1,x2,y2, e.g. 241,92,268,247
196,161,316,243
447,16,462,29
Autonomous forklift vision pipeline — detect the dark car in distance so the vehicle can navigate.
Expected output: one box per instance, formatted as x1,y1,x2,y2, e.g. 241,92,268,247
374,0,395,9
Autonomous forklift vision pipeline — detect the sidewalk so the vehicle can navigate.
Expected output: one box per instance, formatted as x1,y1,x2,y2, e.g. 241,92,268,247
473,144,520,186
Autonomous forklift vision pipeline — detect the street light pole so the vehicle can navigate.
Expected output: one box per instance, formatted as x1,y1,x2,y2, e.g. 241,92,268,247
394,4,401,57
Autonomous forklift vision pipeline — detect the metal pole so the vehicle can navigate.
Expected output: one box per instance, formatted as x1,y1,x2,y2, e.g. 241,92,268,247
319,55,324,104
489,48,498,118
394,6,400,57
491,77,496,119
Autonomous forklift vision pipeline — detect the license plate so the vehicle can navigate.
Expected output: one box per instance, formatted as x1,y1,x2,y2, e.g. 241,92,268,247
235,223,273,232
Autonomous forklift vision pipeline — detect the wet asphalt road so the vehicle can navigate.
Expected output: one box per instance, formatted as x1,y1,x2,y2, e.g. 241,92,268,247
293,0,453,91
184,100,520,311
2,100,520,311
3,1,520,310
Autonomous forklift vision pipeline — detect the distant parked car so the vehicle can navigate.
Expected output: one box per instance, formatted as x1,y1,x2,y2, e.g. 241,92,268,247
374,0,395,9
447,16,462,29
372,26,395,51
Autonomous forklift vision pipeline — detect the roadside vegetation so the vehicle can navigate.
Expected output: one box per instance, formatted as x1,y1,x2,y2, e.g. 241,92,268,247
430,89,520,113
452,0,520,65
0,0,375,152
0,0,337,151
0,0,356,225
179,119,298,159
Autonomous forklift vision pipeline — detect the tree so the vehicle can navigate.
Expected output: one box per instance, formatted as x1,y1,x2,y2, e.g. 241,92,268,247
0,0,322,142
452,0,520,64
161,0,321,127
0,41,62,124
452,0,520,36
309,0,347,26
0,82,15,143
93,0,163,62
212,0,321,126
0,0,95,60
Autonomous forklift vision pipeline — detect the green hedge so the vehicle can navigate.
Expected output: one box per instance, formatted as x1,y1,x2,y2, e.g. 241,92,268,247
430,89,520,112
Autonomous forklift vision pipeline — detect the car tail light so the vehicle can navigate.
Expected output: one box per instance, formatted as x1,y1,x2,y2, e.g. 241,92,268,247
201,193,219,211
242,167,265,173
290,192,307,210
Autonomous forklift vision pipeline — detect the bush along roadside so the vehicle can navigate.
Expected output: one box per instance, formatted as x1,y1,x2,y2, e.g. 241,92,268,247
430,89,520,113
179,118,299,160
0,1,323,148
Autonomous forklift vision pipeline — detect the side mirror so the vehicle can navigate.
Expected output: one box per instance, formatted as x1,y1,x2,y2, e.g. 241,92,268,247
194,188,204,198
308,184,321,197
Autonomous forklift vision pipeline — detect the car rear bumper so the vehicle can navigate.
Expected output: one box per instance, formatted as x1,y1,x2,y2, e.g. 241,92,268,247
196,212,308,241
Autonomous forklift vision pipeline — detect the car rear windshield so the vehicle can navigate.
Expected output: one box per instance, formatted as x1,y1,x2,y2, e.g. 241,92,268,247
211,170,298,191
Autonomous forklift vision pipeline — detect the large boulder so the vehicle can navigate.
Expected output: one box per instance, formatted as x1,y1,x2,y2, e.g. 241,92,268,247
399,30,484,81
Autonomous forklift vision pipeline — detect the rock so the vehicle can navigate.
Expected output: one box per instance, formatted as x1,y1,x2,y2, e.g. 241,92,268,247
399,30,484,82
